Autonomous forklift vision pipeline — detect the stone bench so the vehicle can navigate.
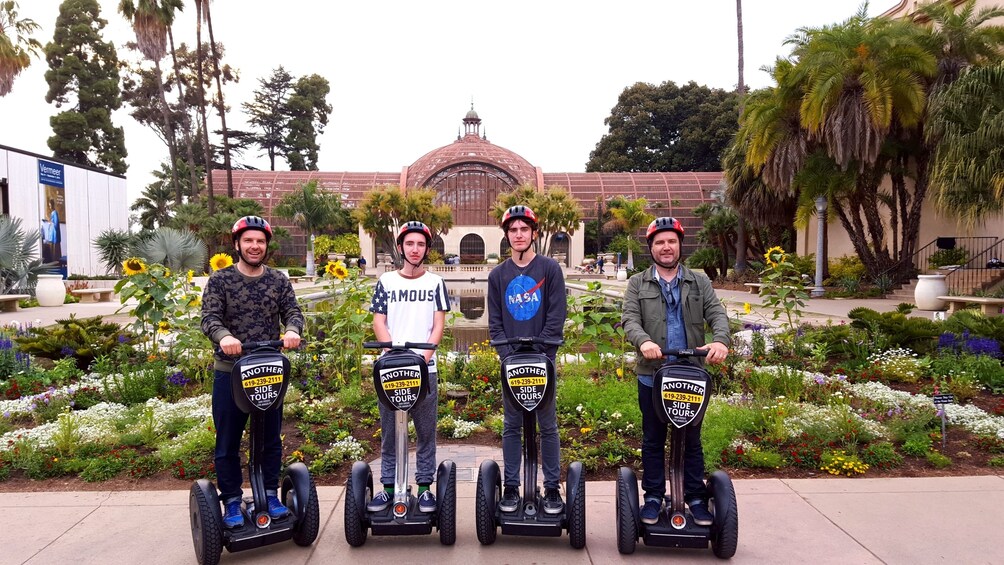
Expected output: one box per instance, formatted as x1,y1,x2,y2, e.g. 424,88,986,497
0,294,31,312
937,295,1004,316
70,288,115,303
744,283,763,294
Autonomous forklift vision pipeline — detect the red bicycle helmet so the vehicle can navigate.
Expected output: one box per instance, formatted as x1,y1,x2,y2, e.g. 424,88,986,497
232,215,273,244
645,217,684,243
501,205,538,231
396,221,433,246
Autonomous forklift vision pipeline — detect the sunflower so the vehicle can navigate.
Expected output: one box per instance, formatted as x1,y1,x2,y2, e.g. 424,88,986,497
324,261,338,277
743,302,752,315
187,270,194,284
332,261,349,280
157,320,170,334
122,257,147,276
210,253,234,271
764,246,786,268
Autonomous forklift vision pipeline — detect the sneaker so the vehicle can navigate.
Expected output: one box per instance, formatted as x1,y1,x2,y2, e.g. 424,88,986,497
640,498,662,525
267,495,290,519
688,499,713,526
498,486,520,513
543,487,564,515
418,489,436,513
223,500,245,529
367,489,392,512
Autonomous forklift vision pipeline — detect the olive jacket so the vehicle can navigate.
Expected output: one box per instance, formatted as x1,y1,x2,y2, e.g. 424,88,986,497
621,264,731,377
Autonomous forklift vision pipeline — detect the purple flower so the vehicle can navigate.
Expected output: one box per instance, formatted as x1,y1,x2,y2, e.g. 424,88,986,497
60,346,75,357
2,411,9,419
117,334,129,344
168,371,190,387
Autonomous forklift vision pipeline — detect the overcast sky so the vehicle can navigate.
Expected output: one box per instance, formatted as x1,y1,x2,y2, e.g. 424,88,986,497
2,1,885,204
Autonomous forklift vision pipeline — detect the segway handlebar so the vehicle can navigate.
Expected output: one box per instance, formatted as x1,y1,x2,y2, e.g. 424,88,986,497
363,341,437,351
490,336,564,348
661,347,709,358
243,339,292,352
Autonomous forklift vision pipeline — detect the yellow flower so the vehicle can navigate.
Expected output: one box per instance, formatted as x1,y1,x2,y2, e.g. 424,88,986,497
326,260,349,280
188,297,201,309
187,269,194,284
743,302,751,315
764,246,786,268
580,427,592,434
616,368,624,378
157,320,170,334
210,253,234,271
122,257,147,276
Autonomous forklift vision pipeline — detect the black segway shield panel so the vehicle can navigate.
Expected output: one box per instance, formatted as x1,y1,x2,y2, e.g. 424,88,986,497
372,349,428,412
436,460,457,545
652,361,711,428
708,471,739,559
615,467,639,554
344,461,372,547
475,459,501,545
190,479,223,565
566,461,586,549
230,349,290,414
501,352,555,412
281,463,320,546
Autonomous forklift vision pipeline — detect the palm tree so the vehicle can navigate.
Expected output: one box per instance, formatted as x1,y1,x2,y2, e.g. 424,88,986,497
734,0,749,273
916,0,1004,87
166,24,201,199
131,167,175,229
0,0,41,96
197,0,234,197
93,228,136,275
274,180,334,276
0,215,47,294
193,0,214,213
355,186,452,266
118,0,184,204
604,195,653,269
134,226,208,271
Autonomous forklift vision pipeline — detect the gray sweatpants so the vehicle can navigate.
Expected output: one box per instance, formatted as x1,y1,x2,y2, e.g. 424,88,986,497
502,388,560,489
379,375,438,486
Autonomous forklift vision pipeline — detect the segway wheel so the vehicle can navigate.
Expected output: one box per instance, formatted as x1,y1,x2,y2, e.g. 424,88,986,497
475,460,500,545
437,461,457,545
281,466,320,546
708,470,739,559
567,461,587,549
616,467,639,555
189,481,223,565
344,461,372,547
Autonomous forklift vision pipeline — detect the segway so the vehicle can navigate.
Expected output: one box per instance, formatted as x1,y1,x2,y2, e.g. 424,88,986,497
344,340,457,546
616,348,738,558
476,336,586,548
189,340,320,565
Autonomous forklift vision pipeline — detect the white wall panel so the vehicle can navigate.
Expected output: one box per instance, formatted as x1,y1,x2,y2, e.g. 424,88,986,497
6,151,42,236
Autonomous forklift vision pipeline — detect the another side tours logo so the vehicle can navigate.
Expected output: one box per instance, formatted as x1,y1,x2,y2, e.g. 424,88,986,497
505,361,548,411
240,360,285,411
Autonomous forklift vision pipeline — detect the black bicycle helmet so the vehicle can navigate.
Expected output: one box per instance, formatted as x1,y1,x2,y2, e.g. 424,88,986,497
501,205,538,231
232,215,273,243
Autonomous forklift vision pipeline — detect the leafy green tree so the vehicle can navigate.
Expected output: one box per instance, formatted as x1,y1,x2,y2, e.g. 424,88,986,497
118,0,185,204
44,0,128,174
274,180,344,275
354,186,453,265
285,74,332,171
587,80,740,172
692,196,738,277
491,184,582,257
0,0,41,96
243,66,293,170
603,196,653,269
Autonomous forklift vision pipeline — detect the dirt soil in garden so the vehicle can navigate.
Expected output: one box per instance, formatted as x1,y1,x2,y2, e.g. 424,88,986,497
1,383,1001,493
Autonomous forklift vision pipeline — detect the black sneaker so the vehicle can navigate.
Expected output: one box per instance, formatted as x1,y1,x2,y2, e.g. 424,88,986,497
367,490,391,512
640,498,662,525
543,487,564,515
688,499,713,526
418,489,436,513
498,486,520,513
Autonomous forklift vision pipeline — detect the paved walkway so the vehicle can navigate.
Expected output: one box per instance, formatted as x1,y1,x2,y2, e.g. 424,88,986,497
5,471,1003,564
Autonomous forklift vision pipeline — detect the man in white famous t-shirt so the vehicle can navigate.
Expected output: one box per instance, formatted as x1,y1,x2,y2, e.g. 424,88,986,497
368,221,451,513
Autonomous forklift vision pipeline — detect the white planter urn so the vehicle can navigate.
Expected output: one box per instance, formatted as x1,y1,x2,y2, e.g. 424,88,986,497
914,274,948,311
36,274,65,307
616,267,628,281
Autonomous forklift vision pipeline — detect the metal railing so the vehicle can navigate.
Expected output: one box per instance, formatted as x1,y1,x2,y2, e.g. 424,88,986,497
945,238,1004,294
912,236,998,275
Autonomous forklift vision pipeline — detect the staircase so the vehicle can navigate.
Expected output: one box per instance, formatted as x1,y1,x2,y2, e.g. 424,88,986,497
888,279,919,302
886,237,1004,301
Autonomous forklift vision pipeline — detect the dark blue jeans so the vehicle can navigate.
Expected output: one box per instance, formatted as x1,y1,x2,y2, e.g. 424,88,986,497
638,380,707,502
213,369,283,503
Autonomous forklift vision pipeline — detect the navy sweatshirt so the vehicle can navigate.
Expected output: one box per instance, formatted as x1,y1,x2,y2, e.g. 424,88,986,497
487,255,566,359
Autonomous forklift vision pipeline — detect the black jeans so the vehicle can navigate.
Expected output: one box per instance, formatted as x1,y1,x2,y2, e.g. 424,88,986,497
637,380,707,502
213,369,283,503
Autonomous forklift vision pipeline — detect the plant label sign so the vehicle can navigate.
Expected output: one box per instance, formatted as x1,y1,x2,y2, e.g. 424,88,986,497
933,394,955,405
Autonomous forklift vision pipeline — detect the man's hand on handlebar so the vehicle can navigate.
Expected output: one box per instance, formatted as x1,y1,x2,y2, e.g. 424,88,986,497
282,330,301,351
640,340,663,360
697,341,729,365
220,335,242,356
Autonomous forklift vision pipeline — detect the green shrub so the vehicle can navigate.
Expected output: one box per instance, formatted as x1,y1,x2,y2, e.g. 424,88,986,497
288,267,306,277
79,449,135,482
14,315,136,371
848,307,941,355
925,450,952,468
902,432,933,456
827,255,867,283
702,401,757,470
988,455,1004,467
928,247,968,269
747,448,785,469
860,441,903,470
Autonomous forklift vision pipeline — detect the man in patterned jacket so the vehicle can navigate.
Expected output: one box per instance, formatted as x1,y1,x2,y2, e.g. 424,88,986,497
201,215,304,529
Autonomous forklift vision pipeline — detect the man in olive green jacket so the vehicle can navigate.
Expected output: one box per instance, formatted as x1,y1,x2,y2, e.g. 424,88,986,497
621,217,731,526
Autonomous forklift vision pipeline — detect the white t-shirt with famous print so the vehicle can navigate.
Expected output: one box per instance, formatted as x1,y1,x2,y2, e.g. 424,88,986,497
370,270,451,372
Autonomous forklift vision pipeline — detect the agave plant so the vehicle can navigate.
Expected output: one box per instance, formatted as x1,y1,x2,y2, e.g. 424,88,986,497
0,215,48,294
133,227,208,272
92,228,137,276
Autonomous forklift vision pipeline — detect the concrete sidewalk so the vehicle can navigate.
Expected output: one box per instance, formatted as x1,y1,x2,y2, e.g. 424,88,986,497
5,475,1003,565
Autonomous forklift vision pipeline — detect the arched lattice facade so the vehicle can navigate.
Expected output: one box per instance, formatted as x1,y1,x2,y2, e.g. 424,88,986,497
431,235,445,256
549,233,570,266
430,163,518,226
459,233,485,263
499,236,510,258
